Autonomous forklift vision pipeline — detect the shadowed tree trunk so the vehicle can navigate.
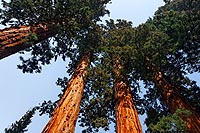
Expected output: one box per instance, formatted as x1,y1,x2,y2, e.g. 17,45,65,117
0,23,57,60
145,56,200,132
113,57,142,133
42,52,90,133
153,71,200,132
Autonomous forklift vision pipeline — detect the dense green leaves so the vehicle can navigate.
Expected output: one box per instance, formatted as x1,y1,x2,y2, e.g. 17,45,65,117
78,19,144,132
79,54,115,132
148,108,191,132
153,0,200,74
1,0,110,26
0,0,111,73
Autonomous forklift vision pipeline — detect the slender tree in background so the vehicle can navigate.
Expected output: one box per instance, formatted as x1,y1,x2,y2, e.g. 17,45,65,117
5,107,38,133
77,56,115,132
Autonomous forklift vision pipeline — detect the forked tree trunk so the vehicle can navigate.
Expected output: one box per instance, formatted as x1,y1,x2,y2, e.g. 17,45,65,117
113,58,142,133
42,52,91,133
0,23,57,60
154,71,200,132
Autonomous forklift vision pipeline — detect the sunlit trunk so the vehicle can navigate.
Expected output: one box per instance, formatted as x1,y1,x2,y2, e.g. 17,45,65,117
0,23,56,60
154,71,200,132
113,57,142,133
42,52,91,133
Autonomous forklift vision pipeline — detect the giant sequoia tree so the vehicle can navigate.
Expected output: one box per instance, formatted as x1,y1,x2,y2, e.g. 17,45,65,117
125,0,200,131
105,20,142,133
147,1,200,131
0,0,110,60
42,52,91,132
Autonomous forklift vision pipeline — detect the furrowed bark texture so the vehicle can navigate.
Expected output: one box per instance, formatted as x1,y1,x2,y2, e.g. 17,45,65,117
0,23,57,60
113,58,142,133
154,71,200,132
42,52,90,133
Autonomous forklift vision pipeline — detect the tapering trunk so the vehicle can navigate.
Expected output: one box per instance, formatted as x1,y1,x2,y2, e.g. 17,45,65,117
0,23,57,60
42,52,90,133
113,58,142,133
154,71,200,132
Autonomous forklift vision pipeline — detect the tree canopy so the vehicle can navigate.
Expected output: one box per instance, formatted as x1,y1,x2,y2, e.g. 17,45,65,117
1,0,200,132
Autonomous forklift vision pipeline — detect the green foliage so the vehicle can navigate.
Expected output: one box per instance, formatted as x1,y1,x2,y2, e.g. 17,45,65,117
77,12,200,131
17,39,54,73
5,107,37,133
23,33,38,45
143,81,171,127
148,108,192,132
0,0,111,73
133,22,170,75
177,77,200,114
1,0,110,26
79,59,115,132
37,100,58,117
153,0,200,74
78,19,145,132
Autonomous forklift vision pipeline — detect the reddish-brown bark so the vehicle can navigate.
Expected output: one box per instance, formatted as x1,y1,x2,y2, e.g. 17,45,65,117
154,71,200,132
42,52,90,133
113,59,142,133
145,56,200,132
0,23,57,60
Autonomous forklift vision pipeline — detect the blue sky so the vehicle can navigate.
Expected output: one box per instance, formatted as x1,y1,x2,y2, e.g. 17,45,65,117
0,0,166,132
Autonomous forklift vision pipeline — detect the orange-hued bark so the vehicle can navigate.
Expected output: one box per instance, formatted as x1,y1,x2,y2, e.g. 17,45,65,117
0,23,57,60
113,58,142,133
42,52,90,133
154,71,200,132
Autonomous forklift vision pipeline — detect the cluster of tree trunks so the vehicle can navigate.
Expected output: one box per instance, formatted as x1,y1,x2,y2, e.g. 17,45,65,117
0,23,57,60
1,24,200,132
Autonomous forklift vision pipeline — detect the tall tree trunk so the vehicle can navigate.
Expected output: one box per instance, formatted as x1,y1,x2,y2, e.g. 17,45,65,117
153,71,200,132
42,52,91,133
113,58,142,133
0,23,57,60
